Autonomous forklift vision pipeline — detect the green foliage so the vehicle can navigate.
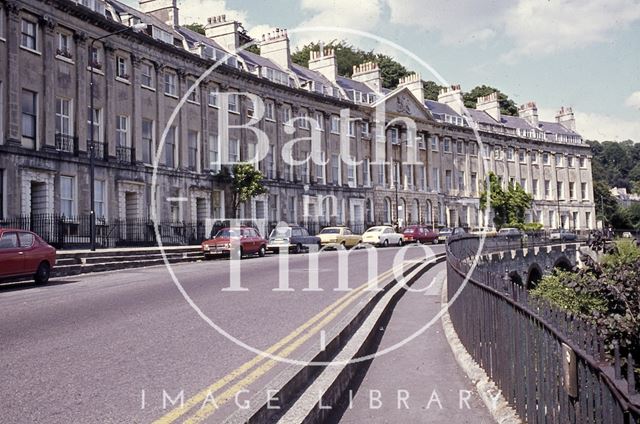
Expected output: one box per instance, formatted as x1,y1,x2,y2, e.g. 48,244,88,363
601,238,640,268
183,23,206,35
479,173,533,228
290,41,410,89
423,80,443,101
531,270,606,315
531,248,640,379
587,139,640,194
230,163,268,218
463,85,518,116
244,44,260,55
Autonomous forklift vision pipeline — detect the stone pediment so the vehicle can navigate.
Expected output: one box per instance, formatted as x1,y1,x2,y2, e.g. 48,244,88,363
378,87,434,121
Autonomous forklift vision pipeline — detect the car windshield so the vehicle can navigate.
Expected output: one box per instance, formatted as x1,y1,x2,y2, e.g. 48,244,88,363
320,228,340,234
215,229,239,238
365,227,383,233
403,228,416,233
440,228,452,233
270,228,291,238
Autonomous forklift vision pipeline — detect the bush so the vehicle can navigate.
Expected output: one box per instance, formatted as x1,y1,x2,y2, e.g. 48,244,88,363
530,270,606,315
601,238,640,268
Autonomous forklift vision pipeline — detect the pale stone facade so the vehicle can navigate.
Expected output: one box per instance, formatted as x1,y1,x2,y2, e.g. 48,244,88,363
0,0,596,235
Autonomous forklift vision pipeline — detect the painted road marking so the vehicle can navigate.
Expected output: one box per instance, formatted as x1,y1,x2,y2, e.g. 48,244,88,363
153,261,410,424
320,330,326,351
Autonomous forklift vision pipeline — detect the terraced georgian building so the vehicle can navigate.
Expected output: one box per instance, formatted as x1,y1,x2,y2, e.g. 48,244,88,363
0,0,596,243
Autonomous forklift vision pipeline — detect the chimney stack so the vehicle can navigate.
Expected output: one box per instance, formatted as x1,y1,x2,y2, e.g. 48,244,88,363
308,47,337,82
476,92,501,122
518,101,539,127
437,84,464,115
555,106,576,131
352,61,382,93
139,0,179,27
205,14,244,51
398,73,424,104
259,28,291,69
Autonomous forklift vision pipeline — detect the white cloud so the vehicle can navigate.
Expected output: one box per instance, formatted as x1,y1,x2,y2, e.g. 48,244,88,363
177,0,248,25
386,0,502,45
502,0,640,60
291,0,383,47
540,107,640,142
625,91,640,111
385,0,640,60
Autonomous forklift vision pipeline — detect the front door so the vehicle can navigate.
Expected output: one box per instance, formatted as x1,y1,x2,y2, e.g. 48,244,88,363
0,232,24,277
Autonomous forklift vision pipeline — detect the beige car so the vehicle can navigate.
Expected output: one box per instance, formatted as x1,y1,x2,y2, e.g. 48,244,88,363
470,227,497,237
317,226,362,249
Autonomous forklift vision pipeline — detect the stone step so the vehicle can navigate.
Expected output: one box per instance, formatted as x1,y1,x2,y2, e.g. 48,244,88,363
56,251,202,266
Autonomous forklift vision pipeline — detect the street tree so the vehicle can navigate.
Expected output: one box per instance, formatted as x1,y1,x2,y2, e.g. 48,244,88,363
229,163,268,219
479,172,533,228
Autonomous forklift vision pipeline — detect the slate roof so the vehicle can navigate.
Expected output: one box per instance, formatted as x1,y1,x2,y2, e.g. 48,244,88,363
424,100,460,118
177,26,226,51
539,121,579,136
108,0,179,37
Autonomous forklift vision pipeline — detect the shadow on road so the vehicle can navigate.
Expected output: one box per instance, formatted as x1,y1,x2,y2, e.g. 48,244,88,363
0,279,80,293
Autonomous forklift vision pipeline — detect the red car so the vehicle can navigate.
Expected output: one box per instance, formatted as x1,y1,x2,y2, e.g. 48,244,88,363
0,229,57,284
201,227,267,259
402,225,439,244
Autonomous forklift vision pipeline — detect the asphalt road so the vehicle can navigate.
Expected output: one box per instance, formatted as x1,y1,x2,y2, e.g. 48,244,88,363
0,244,445,424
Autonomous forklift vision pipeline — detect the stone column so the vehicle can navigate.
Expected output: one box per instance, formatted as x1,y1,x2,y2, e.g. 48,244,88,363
5,1,22,144
74,31,88,153
131,54,143,164
40,15,57,151
104,42,116,157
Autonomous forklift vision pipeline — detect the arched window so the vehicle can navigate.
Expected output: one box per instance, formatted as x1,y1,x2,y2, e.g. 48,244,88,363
384,197,392,224
425,200,433,225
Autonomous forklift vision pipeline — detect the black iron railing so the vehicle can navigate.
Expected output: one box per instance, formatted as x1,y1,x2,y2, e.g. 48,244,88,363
0,214,207,249
55,133,78,155
446,236,640,423
116,145,135,163
89,141,108,161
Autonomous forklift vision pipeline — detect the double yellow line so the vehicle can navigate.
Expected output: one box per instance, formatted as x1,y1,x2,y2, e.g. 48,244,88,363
153,260,413,424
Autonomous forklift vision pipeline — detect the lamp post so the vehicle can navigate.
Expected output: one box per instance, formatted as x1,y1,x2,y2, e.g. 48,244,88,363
89,23,146,251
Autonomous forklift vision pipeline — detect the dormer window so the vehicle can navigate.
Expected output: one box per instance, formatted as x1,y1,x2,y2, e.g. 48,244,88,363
152,26,173,44
80,0,106,15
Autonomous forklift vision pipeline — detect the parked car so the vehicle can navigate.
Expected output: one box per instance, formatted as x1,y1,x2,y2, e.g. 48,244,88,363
0,229,56,284
317,226,362,249
497,227,523,239
622,231,634,239
201,227,267,259
469,227,497,237
549,229,577,241
437,228,453,242
267,226,321,253
402,225,439,244
362,226,404,247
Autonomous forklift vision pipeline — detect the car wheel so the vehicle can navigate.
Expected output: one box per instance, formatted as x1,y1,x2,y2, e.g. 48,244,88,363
237,247,244,259
294,243,302,254
397,238,403,246
258,245,266,257
432,238,439,245
34,262,50,285
340,241,346,249
382,239,389,247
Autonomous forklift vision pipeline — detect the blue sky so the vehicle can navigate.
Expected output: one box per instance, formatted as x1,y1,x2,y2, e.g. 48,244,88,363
127,0,640,141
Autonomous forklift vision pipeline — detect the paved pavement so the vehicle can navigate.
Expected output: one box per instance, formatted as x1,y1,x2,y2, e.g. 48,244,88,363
335,262,495,423
0,244,444,423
